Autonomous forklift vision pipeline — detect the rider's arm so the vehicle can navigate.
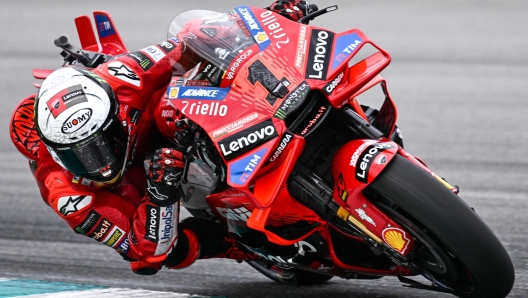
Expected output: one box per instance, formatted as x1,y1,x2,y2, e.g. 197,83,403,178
33,143,181,274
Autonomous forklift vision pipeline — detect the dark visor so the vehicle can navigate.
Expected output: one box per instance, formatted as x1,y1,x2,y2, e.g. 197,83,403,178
51,119,127,181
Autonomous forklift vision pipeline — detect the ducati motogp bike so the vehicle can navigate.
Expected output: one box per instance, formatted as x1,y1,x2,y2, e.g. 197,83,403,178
29,4,514,298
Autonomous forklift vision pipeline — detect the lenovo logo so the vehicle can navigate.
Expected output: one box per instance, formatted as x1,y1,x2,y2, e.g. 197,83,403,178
218,119,277,160
306,30,334,80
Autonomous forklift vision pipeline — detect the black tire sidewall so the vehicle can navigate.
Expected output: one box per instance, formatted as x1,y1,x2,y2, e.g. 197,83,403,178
369,155,514,298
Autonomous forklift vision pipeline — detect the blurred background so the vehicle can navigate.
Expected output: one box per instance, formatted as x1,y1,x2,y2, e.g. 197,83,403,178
0,0,527,297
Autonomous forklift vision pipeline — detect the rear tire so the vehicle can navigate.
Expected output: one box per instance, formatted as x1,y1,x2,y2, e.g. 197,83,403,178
368,155,514,297
246,260,333,285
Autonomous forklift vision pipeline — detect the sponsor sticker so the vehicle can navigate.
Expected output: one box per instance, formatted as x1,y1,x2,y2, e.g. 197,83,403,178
199,62,223,86
274,81,310,120
103,226,125,248
218,119,277,160
161,110,174,118
57,195,93,216
180,101,228,117
259,10,289,49
167,86,229,100
144,205,160,243
229,148,267,185
211,113,259,139
235,6,270,51
204,14,230,24
74,210,101,234
349,140,377,167
185,80,210,87
89,218,113,241
301,105,327,135
81,178,93,186
306,29,334,80
117,238,130,254
323,71,345,95
46,84,88,118
332,33,363,70
226,48,254,80
354,143,395,183
200,28,217,38
107,62,140,87
295,25,308,70
168,87,179,99
128,107,141,125
158,40,176,53
269,132,293,162
382,227,410,254
95,15,116,38
355,208,376,226
253,32,270,45
127,51,153,71
141,45,166,63
61,108,92,134
158,205,177,246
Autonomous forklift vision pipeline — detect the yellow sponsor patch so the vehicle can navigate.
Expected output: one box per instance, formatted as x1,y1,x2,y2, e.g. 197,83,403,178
382,227,410,254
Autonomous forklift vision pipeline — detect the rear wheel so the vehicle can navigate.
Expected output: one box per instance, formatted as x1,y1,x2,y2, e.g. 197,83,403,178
246,260,333,285
367,155,514,297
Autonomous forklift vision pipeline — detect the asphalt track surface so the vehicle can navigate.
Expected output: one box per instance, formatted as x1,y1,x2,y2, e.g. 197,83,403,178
1,0,527,297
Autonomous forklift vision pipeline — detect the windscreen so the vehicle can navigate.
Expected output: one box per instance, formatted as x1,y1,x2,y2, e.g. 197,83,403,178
167,9,256,79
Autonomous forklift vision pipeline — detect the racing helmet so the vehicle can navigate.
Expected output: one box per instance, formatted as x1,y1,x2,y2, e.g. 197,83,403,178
35,68,127,182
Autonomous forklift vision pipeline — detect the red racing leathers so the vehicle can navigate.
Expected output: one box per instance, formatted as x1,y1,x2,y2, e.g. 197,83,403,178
11,36,256,275
35,39,187,274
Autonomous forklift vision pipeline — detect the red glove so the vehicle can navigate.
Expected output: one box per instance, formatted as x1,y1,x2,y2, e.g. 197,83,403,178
149,148,185,183
267,0,317,22
147,148,185,206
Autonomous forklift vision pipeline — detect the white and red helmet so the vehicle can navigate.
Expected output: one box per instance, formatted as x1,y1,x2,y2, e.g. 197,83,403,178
35,68,127,182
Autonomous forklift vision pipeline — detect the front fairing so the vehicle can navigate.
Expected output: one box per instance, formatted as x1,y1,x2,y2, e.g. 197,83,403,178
166,6,308,190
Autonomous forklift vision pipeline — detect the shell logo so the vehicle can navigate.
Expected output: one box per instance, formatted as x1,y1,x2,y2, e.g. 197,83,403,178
382,227,410,254
254,32,269,44
168,87,180,99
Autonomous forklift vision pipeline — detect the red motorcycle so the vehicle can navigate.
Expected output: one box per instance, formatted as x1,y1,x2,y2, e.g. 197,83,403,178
27,5,514,297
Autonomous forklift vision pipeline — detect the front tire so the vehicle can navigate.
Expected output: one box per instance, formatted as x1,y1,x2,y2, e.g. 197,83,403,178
368,155,514,297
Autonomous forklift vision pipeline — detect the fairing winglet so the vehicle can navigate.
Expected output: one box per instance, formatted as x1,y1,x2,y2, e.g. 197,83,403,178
93,11,128,53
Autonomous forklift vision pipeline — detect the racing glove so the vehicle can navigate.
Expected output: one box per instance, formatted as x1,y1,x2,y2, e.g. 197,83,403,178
266,0,318,22
174,119,194,153
146,148,184,206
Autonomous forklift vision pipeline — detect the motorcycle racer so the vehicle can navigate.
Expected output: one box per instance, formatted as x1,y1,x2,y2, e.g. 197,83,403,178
9,1,316,275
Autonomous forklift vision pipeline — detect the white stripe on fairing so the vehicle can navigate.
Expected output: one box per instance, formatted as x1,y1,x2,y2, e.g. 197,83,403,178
20,288,204,297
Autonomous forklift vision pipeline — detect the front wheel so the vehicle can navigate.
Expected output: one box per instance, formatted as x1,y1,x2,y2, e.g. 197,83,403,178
367,155,514,298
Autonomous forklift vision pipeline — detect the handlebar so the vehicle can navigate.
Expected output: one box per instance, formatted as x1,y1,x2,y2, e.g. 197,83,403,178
54,36,108,68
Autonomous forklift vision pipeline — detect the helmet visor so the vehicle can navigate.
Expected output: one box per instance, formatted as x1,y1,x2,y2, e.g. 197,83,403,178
50,119,127,182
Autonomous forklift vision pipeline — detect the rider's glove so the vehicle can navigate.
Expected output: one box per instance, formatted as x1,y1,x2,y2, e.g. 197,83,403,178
146,148,184,206
174,120,194,153
266,0,318,22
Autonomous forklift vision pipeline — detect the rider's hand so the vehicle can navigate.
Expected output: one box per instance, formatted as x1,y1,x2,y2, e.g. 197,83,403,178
175,120,194,154
146,148,184,206
266,0,318,22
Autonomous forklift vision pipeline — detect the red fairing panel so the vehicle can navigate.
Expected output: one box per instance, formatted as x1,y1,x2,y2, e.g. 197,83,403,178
331,140,415,256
